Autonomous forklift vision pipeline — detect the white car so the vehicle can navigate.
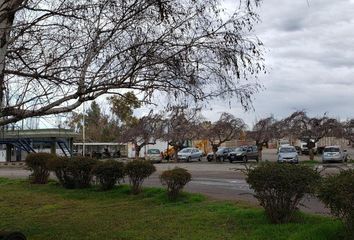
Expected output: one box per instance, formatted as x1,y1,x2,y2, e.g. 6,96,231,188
322,146,347,163
145,149,162,163
277,146,299,164
177,147,203,162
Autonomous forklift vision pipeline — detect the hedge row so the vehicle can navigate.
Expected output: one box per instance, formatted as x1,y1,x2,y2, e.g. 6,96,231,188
26,154,191,198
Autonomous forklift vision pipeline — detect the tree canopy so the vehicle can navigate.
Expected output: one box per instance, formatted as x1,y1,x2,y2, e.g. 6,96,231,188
119,111,164,158
66,101,120,142
283,111,341,146
202,112,246,153
0,0,264,127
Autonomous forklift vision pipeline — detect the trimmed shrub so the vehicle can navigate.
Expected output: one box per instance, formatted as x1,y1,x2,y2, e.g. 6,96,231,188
92,160,125,190
47,156,76,189
25,153,54,184
246,162,321,224
160,168,191,200
48,156,97,189
318,170,354,238
67,156,98,188
125,160,156,194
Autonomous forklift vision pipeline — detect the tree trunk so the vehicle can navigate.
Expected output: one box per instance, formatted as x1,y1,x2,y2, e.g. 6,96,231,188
212,144,218,162
134,144,141,159
0,1,24,108
309,148,314,161
173,145,182,163
257,144,263,162
258,149,262,162
174,148,179,162
0,1,15,111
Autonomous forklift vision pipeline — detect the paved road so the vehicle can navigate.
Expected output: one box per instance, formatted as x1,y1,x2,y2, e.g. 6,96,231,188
2,161,348,216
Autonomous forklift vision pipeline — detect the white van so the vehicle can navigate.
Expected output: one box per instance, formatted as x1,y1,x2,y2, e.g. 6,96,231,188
297,141,317,155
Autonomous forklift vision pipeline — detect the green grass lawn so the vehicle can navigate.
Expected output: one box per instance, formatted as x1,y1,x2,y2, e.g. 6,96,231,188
0,178,345,240
300,160,320,165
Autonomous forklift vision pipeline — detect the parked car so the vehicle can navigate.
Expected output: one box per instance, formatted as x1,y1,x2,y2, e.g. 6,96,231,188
277,146,299,164
145,149,162,163
228,145,259,163
177,147,203,162
322,146,347,163
206,147,233,162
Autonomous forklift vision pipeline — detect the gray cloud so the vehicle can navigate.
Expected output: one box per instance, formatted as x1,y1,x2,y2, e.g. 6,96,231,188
104,0,354,127
210,0,354,126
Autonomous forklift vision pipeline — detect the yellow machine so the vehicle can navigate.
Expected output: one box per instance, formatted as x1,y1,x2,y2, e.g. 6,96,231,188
193,139,208,155
162,146,176,159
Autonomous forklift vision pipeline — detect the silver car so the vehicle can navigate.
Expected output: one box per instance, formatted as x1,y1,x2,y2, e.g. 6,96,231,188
322,146,346,163
145,149,162,163
278,146,299,164
177,147,203,162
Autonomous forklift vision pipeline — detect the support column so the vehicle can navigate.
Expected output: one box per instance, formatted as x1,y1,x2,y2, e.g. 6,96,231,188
6,143,12,162
69,138,73,157
50,137,56,155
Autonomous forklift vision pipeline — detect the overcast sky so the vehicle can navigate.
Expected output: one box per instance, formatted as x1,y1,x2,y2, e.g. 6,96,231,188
198,0,354,127
41,0,354,129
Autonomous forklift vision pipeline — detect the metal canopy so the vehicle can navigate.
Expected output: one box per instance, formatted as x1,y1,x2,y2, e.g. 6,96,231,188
0,128,77,159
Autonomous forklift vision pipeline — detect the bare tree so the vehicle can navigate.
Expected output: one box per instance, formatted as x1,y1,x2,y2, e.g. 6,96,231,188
162,106,201,161
202,112,246,161
248,116,279,161
284,111,341,160
341,119,354,146
0,0,264,126
120,112,163,159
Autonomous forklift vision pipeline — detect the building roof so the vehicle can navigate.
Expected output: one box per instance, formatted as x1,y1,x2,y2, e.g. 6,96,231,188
0,128,77,139
74,142,126,146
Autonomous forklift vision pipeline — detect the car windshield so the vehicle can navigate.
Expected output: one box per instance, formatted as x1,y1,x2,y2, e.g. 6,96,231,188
279,147,296,153
180,148,192,153
147,149,160,154
233,147,245,152
324,147,340,152
217,148,226,153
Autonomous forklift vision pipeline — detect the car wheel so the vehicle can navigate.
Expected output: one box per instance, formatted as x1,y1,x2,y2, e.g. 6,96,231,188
220,156,224,162
242,156,247,163
198,156,201,161
187,156,191,162
229,159,233,163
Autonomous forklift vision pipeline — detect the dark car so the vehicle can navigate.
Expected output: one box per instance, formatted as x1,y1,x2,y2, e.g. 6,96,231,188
228,146,259,163
206,147,233,162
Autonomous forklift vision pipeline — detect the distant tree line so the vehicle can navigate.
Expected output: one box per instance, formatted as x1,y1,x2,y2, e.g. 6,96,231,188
68,96,353,162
